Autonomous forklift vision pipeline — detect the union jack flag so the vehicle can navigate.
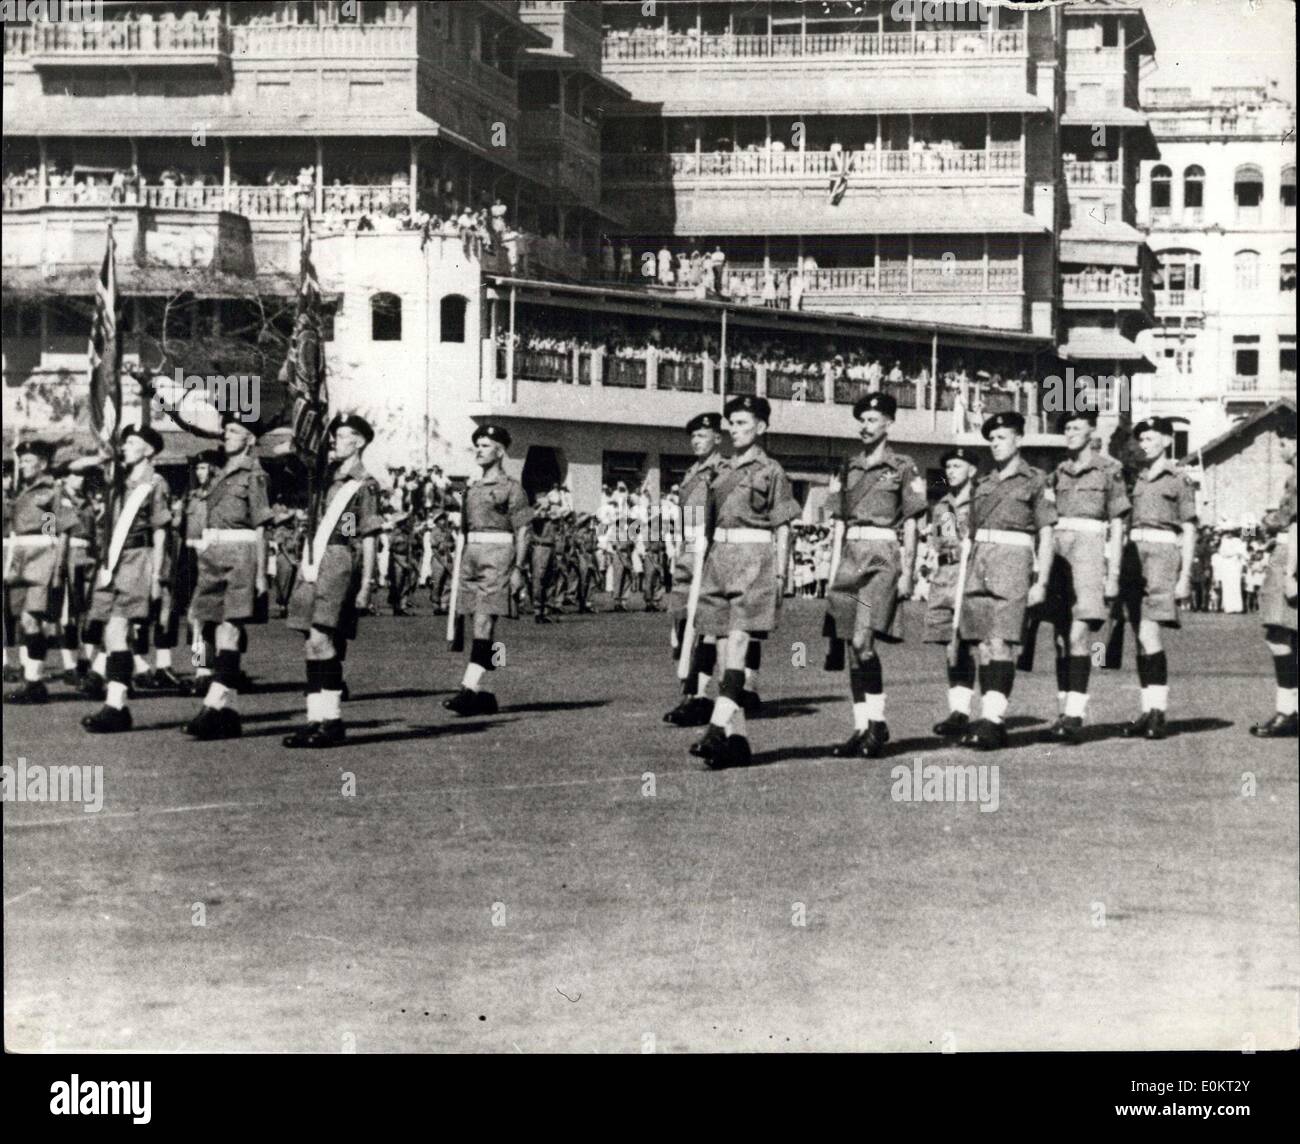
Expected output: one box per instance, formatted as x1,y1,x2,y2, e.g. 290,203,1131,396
87,221,121,446
827,152,850,207
280,211,329,464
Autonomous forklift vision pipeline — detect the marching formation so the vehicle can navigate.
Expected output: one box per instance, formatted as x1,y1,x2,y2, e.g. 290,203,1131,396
4,403,1298,761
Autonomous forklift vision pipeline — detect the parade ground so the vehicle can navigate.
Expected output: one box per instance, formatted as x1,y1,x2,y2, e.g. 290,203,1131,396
4,602,1297,1054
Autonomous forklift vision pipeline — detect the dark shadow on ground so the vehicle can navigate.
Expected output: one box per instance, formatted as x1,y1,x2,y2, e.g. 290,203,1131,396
497,699,609,715
1086,717,1233,741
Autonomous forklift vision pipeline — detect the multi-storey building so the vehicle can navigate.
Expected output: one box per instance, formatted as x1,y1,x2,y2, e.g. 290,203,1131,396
598,0,1061,338
2,0,623,450
1135,83,1296,450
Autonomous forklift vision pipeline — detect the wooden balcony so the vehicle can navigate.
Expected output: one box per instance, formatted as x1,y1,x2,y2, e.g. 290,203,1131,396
604,147,1025,183
11,17,231,69
602,28,1025,63
1061,270,1150,312
1064,160,1121,187
228,20,415,59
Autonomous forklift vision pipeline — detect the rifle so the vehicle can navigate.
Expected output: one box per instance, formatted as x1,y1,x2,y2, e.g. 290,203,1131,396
948,536,973,652
446,528,466,652
822,456,850,671
676,507,709,681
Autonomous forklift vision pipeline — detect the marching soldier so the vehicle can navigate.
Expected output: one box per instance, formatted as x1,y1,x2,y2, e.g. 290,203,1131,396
3,441,79,704
444,425,531,716
529,492,559,623
609,501,636,613
1250,415,1297,736
664,412,727,727
283,414,382,748
137,489,186,692
270,504,301,617
54,452,100,689
824,393,927,759
1118,416,1197,740
176,449,219,697
926,447,979,738
690,396,801,768
181,415,272,740
427,511,454,613
572,513,599,614
81,426,172,733
642,499,669,613
1039,410,1130,744
386,509,418,616
955,412,1057,750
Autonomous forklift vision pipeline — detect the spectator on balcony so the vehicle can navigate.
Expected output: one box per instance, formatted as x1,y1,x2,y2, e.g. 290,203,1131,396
502,228,520,274
710,245,726,292
490,194,508,241
675,251,689,286
761,268,777,308
789,269,804,312
619,242,633,282
657,244,673,287
600,237,616,278
887,360,905,384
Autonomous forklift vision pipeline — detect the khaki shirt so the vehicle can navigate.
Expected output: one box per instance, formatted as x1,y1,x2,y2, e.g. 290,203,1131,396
1050,453,1130,521
205,452,273,531
9,475,79,536
679,451,727,511
1130,460,1196,532
709,449,801,531
835,446,927,527
971,458,1057,535
321,455,384,545
930,490,972,561
463,468,531,534
118,463,172,547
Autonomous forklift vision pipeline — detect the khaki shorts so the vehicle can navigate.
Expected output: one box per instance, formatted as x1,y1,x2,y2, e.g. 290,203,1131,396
287,545,362,639
824,538,904,643
699,541,780,637
192,540,262,624
4,542,60,617
458,540,515,617
923,562,960,643
668,542,701,620
958,542,1034,644
89,546,156,623
1259,542,1297,632
1120,539,1182,628
1046,529,1108,627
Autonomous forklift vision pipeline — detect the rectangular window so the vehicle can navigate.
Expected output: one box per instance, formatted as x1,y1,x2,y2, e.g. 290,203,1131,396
1234,335,1260,380
602,452,645,493
1280,335,1297,380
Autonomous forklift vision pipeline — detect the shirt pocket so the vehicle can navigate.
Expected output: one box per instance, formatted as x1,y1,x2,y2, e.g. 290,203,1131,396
1069,474,1108,518
747,473,772,515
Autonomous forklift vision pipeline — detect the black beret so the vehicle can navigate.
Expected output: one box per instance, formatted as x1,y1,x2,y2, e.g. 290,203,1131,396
1055,409,1099,432
981,411,1026,439
723,395,771,423
220,411,265,438
16,440,55,463
940,446,980,468
329,413,375,444
1132,416,1175,438
853,393,897,420
193,449,223,468
685,412,723,433
121,424,165,455
472,424,512,449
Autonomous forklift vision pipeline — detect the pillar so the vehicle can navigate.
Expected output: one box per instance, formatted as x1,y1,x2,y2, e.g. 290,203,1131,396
408,137,419,213
315,137,324,214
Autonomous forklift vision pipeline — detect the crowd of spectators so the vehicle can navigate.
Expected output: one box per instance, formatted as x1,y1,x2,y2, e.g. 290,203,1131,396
1189,523,1278,614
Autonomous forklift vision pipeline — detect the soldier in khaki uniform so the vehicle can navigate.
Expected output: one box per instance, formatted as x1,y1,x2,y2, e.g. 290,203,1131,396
1040,410,1130,744
825,393,927,759
182,416,273,740
691,395,801,769
3,441,79,704
444,425,532,716
1118,416,1197,740
926,446,979,738
956,412,1057,751
1250,415,1297,736
529,493,559,623
284,414,383,748
81,426,173,733
53,452,100,689
664,412,727,727
175,449,218,697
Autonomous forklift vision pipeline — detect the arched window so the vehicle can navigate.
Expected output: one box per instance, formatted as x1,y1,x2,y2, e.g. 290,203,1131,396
1282,166,1296,225
370,292,401,341
440,294,468,343
1234,164,1263,223
1182,164,1204,218
1281,248,1296,294
1150,164,1172,214
1233,249,1260,291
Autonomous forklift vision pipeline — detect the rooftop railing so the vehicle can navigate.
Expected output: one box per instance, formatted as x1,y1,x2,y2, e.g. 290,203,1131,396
602,27,1023,61
12,17,231,58
1061,270,1144,301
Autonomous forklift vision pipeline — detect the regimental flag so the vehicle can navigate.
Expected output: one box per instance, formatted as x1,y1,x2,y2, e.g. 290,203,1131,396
827,152,849,207
280,210,329,464
87,221,121,447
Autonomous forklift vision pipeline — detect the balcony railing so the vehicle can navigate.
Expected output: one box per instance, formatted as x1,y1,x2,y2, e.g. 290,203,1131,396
724,263,1023,297
1064,160,1121,187
10,18,231,59
1,182,410,219
602,28,1024,62
1061,271,1144,301
1229,375,1261,393
604,146,1024,182
229,21,415,59
1154,288,1203,311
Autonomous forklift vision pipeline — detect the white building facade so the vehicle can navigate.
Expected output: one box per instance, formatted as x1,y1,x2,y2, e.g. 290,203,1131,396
1136,84,1296,452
